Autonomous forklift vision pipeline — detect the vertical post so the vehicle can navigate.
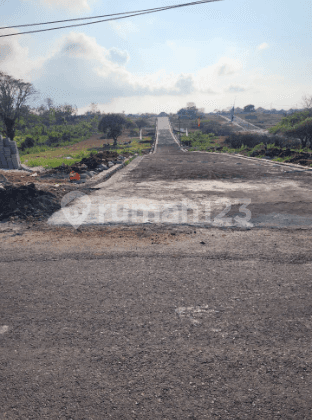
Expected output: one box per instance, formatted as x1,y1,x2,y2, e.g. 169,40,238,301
178,116,181,145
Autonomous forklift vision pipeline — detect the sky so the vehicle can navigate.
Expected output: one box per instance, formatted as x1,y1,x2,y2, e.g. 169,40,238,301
0,0,311,114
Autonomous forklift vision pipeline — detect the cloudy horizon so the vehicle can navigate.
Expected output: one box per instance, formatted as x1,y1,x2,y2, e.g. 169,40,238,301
0,0,311,115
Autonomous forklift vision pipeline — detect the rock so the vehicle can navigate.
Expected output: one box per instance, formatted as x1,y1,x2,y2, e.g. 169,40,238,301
0,174,8,183
97,164,108,171
108,162,114,168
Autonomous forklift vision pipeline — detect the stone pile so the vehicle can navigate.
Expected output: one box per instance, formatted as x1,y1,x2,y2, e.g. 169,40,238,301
0,135,21,169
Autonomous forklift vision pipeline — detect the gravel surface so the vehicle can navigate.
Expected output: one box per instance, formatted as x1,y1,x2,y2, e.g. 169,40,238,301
1,117,312,419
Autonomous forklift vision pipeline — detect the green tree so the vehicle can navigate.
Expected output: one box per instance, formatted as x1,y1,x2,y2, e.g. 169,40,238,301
135,118,149,129
98,113,127,146
243,104,256,112
0,71,38,140
269,109,312,148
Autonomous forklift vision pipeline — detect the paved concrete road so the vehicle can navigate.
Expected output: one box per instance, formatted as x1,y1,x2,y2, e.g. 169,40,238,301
48,117,312,229
1,117,312,419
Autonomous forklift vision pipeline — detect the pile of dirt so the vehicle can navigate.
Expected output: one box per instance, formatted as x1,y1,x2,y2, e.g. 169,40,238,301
0,182,61,221
48,151,120,174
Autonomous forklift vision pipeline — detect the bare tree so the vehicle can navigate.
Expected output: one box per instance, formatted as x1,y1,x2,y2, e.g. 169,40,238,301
45,97,54,110
301,94,312,110
0,72,38,140
90,102,99,114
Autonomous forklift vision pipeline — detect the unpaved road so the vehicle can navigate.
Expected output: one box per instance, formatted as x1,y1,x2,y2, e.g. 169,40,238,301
1,117,312,419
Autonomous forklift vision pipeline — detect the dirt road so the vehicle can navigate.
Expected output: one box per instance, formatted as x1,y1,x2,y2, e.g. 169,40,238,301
1,117,312,419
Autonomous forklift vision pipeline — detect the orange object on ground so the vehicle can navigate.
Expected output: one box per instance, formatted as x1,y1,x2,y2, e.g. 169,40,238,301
69,171,81,181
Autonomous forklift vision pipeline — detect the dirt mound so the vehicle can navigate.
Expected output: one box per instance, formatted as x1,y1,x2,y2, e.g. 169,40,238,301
48,151,119,174
0,182,61,221
73,151,119,171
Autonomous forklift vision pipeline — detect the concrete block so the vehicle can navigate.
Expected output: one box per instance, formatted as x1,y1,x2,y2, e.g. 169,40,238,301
0,155,8,167
7,158,13,169
12,158,20,168
1,158,8,167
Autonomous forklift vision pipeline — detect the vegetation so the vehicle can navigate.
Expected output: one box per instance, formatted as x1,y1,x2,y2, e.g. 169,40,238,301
269,109,312,148
224,132,280,149
20,137,152,168
14,116,98,151
181,130,218,150
98,113,128,146
0,71,38,140
135,118,149,129
20,148,95,169
243,104,256,112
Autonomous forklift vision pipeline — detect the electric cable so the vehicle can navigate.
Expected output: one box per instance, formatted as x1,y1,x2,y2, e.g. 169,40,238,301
0,0,223,38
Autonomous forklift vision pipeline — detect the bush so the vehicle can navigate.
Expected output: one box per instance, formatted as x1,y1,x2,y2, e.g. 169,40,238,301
20,136,35,151
45,135,60,146
225,133,277,149
61,132,71,141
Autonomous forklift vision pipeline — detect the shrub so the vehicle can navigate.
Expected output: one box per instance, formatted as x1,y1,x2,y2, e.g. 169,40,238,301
45,135,60,146
225,133,277,149
61,131,71,141
20,136,35,151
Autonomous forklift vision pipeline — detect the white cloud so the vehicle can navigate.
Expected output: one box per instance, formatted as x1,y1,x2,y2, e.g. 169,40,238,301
109,20,139,39
2,30,306,113
107,47,130,66
21,0,96,12
215,57,243,76
258,42,269,50
0,28,46,81
225,85,247,93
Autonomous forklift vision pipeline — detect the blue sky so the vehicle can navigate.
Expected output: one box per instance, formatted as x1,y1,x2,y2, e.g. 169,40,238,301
0,0,311,114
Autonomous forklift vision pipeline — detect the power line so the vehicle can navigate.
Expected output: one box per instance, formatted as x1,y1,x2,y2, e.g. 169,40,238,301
1,0,220,29
0,0,223,38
